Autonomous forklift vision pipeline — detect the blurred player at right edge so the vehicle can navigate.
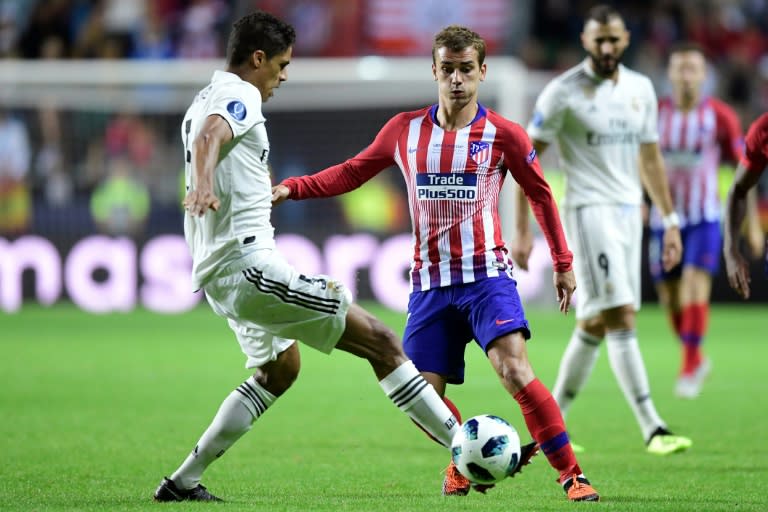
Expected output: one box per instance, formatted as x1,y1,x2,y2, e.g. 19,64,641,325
724,112,768,299
650,43,761,398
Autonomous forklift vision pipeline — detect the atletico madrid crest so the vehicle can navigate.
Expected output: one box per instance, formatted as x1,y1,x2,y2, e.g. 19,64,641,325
470,141,490,165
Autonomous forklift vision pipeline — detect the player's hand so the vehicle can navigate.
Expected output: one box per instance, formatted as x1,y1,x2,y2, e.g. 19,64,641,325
724,247,752,299
661,226,682,271
510,230,534,271
553,270,576,315
183,188,220,217
271,184,291,206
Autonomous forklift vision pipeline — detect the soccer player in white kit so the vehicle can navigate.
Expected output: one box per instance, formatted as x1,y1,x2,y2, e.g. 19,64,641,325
153,11,461,502
514,4,692,455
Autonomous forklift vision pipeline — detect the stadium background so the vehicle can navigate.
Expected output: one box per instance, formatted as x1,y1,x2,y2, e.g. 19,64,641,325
1,0,767,313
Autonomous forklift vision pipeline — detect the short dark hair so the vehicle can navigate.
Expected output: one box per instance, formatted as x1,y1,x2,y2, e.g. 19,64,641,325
432,25,486,65
584,4,623,26
226,11,296,66
668,41,707,59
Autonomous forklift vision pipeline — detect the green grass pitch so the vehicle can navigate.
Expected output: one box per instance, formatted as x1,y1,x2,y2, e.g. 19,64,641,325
3,302,767,511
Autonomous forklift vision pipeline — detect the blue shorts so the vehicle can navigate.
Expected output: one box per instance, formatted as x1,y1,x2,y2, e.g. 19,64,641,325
402,275,531,385
648,220,722,282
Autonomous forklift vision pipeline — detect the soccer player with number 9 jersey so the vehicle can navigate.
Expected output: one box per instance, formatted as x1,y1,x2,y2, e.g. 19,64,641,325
518,4,692,455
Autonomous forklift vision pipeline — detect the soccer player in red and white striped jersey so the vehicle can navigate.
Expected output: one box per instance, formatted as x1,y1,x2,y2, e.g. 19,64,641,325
724,112,768,299
274,25,599,502
649,43,747,398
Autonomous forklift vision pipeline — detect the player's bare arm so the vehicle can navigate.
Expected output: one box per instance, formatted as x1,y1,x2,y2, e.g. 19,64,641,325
745,188,765,259
638,141,682,271
183,114,233,216
723,163,762,299
510,139,550,270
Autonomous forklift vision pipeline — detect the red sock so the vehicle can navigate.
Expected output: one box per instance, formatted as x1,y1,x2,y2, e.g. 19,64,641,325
669,310,683,337
514,379,580,482
679,303,708,374
442,396,462,423
414,396,462,446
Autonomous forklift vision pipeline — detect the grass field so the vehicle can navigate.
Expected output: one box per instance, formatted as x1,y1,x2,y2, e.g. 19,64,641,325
3,302,767,511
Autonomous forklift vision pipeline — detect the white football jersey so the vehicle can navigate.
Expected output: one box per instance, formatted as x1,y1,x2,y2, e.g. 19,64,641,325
527,61,659,208
182,70,274,289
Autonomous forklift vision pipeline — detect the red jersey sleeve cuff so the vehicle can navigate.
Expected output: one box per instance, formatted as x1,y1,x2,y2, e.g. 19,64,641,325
553,251,573,273
279,178,297,198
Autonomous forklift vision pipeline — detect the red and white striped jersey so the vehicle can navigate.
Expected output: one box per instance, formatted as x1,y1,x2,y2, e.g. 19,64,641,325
652,96,743,228
282,104,572,292
741,112,768,175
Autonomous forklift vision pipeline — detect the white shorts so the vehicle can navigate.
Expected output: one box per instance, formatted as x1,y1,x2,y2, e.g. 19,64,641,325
203,248,352,369
563,204,642,320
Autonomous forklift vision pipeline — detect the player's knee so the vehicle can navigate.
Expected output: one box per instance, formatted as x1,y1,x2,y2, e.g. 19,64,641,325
581,316,606,338
364,319,406,366
254,359,300,397
601,305,635,330
255,370,297,397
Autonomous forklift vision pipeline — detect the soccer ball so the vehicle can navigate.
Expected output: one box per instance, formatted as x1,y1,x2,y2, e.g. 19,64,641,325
450,414,521,485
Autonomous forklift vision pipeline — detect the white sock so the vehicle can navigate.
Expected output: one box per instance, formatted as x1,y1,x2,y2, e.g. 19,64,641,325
171,376,276,489
605,329,665,441
379,360,459,447
552,328,602,418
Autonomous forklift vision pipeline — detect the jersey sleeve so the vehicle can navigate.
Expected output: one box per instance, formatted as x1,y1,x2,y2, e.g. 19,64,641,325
281,114,404,199
711,98,744,164
206,82,265,138
741,112,768,173
527,79,567,144
501,121,573,272
638,77,659,144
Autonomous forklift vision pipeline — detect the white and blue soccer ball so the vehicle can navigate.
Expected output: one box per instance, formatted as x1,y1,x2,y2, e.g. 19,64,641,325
450,414,522,485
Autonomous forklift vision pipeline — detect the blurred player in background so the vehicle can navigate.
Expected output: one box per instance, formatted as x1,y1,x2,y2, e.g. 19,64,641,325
724,112,768,299
273,25,600,502
154,11,461,502
515,4,692,454
649,42,761,398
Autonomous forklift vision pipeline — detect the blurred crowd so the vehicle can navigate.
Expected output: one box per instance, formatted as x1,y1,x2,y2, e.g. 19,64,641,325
1,0,768,239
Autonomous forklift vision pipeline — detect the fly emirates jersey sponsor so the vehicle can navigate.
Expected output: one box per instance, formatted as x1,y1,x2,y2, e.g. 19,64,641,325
282,104,572,292
182,71,274,289
650,97,743,228
528,61,659,207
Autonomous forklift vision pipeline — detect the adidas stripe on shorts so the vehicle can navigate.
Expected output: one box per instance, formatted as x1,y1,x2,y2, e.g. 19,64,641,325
204,248,352,368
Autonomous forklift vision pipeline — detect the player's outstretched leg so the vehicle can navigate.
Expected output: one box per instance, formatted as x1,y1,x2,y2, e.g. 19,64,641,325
336,304,460,447
154,343,299,501
487,334,600,502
